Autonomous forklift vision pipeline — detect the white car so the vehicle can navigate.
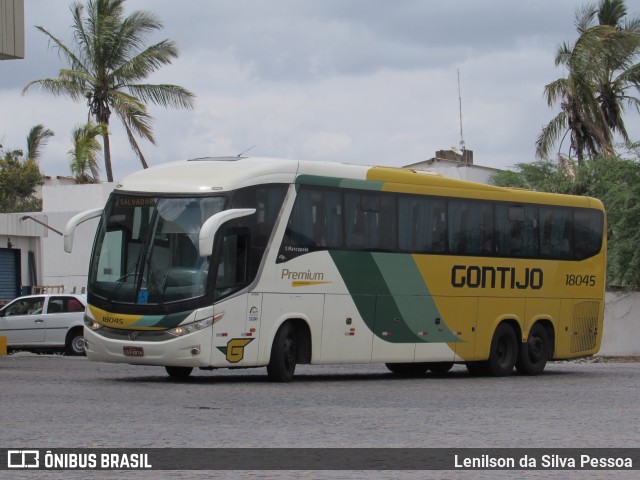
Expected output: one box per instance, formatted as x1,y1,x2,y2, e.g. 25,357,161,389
0,293,87,355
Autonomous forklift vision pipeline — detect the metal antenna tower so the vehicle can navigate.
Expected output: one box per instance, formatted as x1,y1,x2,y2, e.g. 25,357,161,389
457,69,465,151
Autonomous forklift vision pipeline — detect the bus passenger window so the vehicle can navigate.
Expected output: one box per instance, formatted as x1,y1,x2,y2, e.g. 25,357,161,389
215,230,250,299
540,208,572,259
574,210,603,259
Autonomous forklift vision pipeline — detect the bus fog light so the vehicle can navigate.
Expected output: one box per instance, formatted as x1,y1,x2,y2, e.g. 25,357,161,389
191,347,200,356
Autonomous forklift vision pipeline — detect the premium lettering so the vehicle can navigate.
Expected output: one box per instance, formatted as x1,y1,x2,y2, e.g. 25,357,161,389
281,269,324,281
451,265,543,290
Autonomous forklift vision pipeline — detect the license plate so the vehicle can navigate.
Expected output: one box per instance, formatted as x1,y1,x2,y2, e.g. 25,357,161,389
123,346,144,357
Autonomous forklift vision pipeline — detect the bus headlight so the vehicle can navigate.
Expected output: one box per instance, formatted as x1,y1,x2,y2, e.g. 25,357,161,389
84,316,103,331
167,317,214,337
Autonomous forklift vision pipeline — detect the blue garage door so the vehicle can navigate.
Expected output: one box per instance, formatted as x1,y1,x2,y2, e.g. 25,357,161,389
0,248,20,301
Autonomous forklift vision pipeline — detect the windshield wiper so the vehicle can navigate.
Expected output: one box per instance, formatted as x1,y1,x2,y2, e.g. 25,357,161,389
105,257,142,305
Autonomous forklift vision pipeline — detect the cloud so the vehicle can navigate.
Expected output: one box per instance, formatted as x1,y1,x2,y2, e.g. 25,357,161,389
3,0,635,182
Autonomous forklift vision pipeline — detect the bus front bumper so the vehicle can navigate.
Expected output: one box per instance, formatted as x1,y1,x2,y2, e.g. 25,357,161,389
83,326,213,368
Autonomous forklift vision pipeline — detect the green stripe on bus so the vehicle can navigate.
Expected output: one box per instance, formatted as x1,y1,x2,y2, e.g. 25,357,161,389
372,254,459,343
330,251,458,343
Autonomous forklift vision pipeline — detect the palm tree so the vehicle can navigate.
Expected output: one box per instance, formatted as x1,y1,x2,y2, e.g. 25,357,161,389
537,0,640,164
23,0,195,182
69,121,105,184
26,124,55,162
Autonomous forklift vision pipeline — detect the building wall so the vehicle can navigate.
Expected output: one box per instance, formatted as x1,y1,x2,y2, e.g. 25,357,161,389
0,0,24,60
404,158,500,185
39,183,114,291
0,183,114,296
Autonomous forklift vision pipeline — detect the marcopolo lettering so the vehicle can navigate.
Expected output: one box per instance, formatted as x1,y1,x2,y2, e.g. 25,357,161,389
451,265,543,290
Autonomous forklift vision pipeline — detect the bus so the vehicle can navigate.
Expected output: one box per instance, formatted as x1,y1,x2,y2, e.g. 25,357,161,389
64,156,606,381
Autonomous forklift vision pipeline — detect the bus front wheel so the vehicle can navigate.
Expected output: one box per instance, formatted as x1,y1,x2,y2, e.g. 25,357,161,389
516,323,549,375
165,366,193,379
486,323,518,377
267,323,297,382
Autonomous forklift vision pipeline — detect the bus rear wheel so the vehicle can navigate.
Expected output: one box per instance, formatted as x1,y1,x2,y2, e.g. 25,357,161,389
486,323,518,377
516,323,549,375
267,323,297,382
165,366,193,379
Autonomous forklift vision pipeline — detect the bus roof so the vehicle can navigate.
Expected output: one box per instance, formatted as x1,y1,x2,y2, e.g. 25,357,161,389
114,156,603,210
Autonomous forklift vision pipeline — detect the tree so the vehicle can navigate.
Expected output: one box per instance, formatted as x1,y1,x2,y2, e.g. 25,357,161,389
69,121,105,184
491,154,640,289
23,0,195,182
536,0,640,164
0,125,52,213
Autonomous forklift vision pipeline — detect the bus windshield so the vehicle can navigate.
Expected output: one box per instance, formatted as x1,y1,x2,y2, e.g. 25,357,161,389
89,194,226,305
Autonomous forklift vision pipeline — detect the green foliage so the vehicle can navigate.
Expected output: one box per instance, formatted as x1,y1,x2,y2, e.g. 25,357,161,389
0,124,52,213
0,152,45,213
537,0,640,164
491,155,640,289
491,159,578,194
69,121,105,183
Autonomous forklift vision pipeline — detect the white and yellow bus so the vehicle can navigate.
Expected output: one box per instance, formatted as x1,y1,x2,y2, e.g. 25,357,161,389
65,156,606,380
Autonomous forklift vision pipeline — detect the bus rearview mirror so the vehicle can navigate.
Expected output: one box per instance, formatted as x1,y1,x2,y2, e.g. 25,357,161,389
198,208,256,257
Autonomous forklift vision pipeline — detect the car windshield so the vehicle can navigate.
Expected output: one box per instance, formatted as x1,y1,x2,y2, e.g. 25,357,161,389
89,194,226,305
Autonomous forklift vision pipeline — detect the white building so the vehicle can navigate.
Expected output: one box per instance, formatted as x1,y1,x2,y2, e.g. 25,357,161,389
404,149,501,185
0,180,114,302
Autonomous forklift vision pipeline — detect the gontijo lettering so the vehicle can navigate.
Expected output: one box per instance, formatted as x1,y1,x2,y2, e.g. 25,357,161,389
451,265,543,290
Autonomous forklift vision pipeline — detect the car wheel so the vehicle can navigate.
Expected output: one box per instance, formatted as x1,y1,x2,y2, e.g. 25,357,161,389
65,328,86,356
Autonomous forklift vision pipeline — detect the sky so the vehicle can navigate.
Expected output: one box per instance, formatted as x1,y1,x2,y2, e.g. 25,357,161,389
1,0,638,181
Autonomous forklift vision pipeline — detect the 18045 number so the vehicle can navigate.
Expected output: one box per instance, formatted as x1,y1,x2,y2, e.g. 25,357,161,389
565,274,596,287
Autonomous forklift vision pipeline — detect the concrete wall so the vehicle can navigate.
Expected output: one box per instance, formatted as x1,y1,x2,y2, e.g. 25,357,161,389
38,182,114,292
38,211,100,292
599,292,640,356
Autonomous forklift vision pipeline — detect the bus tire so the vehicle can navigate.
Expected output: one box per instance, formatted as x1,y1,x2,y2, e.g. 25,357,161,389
486,323,518,377
385,362,429,376
267,323,297,382
516,323,549,375
427,362,454,374
165,366,193,379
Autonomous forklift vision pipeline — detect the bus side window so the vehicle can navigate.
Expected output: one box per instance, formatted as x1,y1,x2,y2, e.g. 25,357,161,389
214,228,250,299
574,210,604,259
540,207,572,259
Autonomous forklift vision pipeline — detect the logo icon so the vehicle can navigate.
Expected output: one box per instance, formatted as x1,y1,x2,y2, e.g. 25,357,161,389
8,450,40,469
217,338,254,363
